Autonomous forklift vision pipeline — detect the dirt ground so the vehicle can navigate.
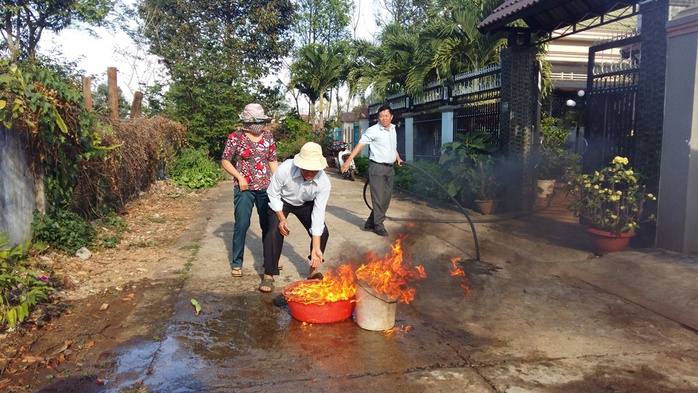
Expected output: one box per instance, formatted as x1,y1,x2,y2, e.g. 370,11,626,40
0,180,205,392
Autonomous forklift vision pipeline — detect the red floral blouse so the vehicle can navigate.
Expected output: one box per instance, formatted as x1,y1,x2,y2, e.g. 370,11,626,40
221,130,278,190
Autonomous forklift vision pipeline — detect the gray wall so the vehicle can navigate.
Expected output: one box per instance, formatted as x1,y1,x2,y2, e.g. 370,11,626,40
657,5,698,252
0,126,43,246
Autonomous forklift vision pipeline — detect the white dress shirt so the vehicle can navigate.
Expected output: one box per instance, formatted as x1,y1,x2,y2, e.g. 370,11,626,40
358,122,397,163
267,159,331,236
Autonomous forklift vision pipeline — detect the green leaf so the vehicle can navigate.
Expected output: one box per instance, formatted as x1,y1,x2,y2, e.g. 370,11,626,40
190,299,202,315
51,106,68,134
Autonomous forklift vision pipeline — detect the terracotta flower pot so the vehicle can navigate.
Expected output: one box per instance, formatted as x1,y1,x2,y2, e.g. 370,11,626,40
586,227,635,255
474,199,499,215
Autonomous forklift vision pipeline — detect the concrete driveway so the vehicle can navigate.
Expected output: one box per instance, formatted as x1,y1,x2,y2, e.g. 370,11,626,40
104,169,698,392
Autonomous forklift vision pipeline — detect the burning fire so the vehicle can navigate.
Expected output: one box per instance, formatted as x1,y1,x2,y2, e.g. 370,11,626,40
449,257,470,296
385,324,413,336
283,264,356,305
355,236,426,304
283,235,427,307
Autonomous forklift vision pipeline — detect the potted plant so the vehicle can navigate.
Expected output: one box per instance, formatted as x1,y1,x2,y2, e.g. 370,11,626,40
468,156,502,214
566,156,656,254
439,130,503,215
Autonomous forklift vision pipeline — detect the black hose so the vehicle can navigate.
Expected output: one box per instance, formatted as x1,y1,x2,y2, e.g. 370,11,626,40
362,162,481,261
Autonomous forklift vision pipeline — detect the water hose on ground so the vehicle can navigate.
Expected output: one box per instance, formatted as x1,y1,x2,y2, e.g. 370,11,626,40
362,161,481,261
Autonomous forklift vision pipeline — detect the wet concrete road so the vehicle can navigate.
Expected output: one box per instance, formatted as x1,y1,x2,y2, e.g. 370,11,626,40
104,171,698,392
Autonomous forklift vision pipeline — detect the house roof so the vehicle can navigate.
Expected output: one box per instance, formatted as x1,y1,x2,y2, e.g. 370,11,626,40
478,0,641,38
341,107,369,123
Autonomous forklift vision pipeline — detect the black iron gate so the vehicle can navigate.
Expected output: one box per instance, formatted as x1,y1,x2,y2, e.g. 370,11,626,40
583,34,641,171
453,66,501,145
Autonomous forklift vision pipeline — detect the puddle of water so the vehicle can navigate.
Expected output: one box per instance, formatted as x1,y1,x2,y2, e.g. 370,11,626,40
107,292,442,391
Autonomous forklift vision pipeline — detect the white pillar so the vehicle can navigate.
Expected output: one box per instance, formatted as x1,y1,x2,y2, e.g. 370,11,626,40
440,106,456,145
359,119,370,157
656,6,698,252
404,116,414,162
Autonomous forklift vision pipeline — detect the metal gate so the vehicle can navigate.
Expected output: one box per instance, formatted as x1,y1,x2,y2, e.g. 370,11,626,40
583,34,641,171
453,65,501,145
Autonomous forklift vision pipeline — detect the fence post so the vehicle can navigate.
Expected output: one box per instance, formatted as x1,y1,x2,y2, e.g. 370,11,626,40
82,76,92,111
130,91,144,119
499,32,539,212
107,67,119,124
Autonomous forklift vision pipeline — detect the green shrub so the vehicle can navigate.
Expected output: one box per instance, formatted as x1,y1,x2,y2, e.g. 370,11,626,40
31,209,97,253
1,232,52,330
275,139,307,162
395,160,452,203
354,157,369,177
169,148,224,189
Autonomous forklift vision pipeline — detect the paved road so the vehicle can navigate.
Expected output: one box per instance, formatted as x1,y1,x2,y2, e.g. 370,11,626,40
104,169,698,392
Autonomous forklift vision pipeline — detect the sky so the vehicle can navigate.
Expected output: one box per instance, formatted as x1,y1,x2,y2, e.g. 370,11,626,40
42,0,381,109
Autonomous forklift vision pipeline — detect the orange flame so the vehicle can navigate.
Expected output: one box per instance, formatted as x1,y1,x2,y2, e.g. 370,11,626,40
450,257,471,296
355,236,426,304
283,264,356,305
385,324,413,336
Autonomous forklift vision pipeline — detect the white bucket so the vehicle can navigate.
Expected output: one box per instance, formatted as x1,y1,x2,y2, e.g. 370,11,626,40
355,280,397,331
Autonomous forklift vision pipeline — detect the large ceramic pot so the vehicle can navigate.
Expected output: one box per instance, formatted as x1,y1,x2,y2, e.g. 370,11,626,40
586,227,635,255
474,199,499,215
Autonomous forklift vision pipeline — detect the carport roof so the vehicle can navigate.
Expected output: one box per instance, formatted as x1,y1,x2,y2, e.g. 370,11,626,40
477,0,642,39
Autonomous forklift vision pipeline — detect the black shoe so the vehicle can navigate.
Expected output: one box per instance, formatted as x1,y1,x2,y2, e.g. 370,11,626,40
362,222,374,231
372,228,389,237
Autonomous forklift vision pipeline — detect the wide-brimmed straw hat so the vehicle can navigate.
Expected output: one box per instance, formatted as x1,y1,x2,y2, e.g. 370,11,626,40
293,142,328,171
239,103,271,123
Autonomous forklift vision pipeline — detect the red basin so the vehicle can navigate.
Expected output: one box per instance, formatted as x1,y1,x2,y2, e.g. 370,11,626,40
282,280,356,324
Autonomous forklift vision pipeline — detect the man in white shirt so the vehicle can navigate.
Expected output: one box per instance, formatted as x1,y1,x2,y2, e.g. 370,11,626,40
259,142,331,293
341,104,403,237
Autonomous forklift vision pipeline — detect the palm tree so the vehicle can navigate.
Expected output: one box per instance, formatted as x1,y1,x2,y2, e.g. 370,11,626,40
289,43,345,130
407,0,507,97
351,23,422,102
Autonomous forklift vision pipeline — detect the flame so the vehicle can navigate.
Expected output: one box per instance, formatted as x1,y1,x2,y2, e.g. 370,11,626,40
450,257,471,296
283,264,356,305
384,324,413,336
355,236,426,304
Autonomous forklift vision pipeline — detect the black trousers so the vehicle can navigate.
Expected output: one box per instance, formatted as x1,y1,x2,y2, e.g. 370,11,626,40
366,161,394,231
263,200,329,276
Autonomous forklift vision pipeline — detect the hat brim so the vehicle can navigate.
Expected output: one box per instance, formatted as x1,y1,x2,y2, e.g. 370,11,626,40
239,116,271,123
294,155,327,171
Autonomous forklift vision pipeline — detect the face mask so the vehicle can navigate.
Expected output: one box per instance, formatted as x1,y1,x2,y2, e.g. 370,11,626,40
244,123,265,135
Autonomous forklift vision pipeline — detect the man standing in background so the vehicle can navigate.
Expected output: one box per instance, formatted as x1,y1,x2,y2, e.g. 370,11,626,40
341,104,402,237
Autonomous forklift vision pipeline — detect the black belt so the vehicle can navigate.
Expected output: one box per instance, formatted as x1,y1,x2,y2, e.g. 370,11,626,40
370,160,393,167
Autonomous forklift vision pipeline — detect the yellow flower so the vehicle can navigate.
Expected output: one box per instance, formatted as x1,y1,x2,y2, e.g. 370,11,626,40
612,156,629,165
611,214,618,220
593,185,599,190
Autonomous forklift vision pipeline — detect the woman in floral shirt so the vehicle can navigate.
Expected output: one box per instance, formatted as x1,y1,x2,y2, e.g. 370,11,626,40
221,103,279,277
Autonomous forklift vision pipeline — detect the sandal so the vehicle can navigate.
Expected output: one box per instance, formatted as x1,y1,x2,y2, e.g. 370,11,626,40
258,277,274,293
278,264,283,271
231,267,243,277
307,272,323,280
